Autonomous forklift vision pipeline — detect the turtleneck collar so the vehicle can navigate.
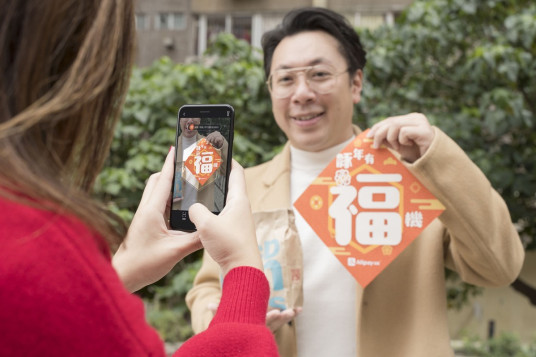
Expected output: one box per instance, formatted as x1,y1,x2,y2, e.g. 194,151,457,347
290,135,355,174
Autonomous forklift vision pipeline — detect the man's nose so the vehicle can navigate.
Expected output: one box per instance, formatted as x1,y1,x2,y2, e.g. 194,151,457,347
291,74,315,101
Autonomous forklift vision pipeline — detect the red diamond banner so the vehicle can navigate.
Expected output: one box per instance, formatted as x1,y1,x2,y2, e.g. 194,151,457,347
184,138,222,186
293,130,445,288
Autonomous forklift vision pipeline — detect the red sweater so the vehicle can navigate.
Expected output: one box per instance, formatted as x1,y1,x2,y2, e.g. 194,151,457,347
0,198,278,356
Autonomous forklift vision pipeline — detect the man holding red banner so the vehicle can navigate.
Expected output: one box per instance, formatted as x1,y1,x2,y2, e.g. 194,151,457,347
172,116,227,211
187,7,525,357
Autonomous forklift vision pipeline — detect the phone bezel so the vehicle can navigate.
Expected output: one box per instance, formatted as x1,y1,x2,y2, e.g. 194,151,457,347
170,104,235,231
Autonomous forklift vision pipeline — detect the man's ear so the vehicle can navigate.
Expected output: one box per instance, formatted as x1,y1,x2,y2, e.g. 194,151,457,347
351,69,364,104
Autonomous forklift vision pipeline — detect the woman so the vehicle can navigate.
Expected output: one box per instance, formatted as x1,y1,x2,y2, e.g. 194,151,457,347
0,1,277,356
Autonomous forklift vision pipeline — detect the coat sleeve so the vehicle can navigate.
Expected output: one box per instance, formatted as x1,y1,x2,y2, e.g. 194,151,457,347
406,127,525,287
186,250,223,333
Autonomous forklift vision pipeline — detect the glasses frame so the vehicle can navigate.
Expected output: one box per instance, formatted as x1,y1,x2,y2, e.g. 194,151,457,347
266,65,349,99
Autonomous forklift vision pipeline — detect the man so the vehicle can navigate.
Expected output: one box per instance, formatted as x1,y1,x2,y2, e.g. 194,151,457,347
173,116,227,211
186,7,524,357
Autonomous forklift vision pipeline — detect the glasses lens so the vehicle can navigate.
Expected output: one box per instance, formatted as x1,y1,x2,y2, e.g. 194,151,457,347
306,66,336,94
270,70,296,98
269,65,340,98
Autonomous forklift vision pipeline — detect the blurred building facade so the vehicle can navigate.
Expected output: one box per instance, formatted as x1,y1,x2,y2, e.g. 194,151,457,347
134,0,414,67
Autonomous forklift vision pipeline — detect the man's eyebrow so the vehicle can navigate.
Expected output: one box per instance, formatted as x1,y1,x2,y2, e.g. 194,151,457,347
275,58,327,70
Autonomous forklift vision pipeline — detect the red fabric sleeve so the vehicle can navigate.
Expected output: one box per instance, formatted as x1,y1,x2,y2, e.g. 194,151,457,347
175,266,279,357
0,199,165,356
1,198,278,357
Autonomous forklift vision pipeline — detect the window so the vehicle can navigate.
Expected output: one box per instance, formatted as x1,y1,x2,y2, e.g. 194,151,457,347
197,14,256,55
205,15,252,43
206,15,226,42
155,13,186,30
231,16,252,43
135,13,149,31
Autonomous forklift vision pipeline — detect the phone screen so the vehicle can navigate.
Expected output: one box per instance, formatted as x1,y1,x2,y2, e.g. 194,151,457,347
170,104,234,231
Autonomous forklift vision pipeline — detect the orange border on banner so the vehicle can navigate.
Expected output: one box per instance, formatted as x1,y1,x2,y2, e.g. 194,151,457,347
294,130,445,287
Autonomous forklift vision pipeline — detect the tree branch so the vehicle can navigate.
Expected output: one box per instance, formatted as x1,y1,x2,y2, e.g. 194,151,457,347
511,278,536,306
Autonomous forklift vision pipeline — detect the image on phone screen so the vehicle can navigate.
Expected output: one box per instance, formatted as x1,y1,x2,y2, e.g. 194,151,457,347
170,104,234,231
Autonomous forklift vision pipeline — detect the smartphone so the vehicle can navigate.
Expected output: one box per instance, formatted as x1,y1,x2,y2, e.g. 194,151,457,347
170,104,235,231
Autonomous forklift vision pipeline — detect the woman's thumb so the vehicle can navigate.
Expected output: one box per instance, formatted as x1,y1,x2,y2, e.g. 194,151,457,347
188,203,212,231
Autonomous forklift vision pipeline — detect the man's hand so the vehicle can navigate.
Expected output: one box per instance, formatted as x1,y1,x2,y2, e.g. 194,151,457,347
367,113,435,163
112,148,202,292
206,131,225,149
208,303,302,333
266,307,302,332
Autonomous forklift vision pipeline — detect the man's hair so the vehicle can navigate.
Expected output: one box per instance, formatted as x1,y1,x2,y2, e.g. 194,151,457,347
261,7,367,78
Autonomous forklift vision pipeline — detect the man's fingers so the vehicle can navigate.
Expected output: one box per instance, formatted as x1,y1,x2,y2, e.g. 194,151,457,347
207,302,219,314
371,123,389,149
385,125,402,151
398,125,420,146
265,308,299,332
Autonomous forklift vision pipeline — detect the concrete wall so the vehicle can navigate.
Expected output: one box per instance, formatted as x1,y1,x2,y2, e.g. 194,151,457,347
135,0,194,67
448,251,536,343
134,0,415,66
191,0,311,13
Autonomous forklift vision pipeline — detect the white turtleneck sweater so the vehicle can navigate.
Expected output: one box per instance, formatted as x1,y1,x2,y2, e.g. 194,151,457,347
291,137,359,357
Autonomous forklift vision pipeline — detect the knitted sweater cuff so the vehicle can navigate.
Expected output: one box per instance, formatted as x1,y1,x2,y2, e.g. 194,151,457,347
210,266,269,326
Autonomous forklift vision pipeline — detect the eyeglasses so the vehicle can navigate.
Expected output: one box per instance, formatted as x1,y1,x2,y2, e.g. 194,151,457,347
266,65,348,99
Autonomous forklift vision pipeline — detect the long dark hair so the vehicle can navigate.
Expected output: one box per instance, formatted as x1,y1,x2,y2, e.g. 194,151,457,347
0,0,136,247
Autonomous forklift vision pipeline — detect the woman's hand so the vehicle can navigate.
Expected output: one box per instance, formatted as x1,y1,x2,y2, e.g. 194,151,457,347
188,160,263,276
112,148,202,292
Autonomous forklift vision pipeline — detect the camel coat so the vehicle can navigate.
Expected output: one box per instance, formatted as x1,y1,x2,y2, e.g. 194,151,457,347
186,126,524,357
